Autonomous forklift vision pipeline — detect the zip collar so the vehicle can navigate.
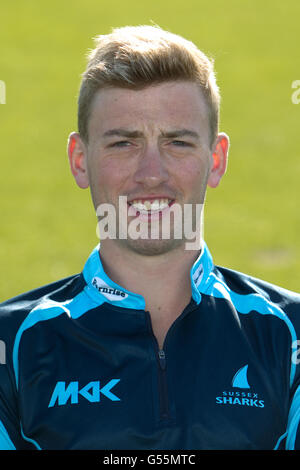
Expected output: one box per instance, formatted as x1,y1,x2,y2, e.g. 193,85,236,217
82,241,214,309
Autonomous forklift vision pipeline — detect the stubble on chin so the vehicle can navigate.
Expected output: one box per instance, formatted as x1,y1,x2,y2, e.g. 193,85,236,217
116,235,185,257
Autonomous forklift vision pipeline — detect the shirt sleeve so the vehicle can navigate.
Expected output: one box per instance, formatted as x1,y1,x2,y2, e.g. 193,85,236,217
0,419,16,449
0,321,35,450
284,296,300,450
0,359,20,449
285,379,300,449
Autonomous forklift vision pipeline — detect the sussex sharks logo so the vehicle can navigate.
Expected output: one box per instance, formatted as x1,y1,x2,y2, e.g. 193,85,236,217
216,364,265,408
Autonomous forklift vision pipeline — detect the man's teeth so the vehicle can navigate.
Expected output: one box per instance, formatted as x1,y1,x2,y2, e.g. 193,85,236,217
130,199,171,212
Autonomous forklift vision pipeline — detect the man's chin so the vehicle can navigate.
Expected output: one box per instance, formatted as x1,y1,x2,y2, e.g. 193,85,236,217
117,237,184,257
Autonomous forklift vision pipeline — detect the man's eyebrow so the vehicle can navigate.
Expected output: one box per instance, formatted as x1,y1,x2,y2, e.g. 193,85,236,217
102,128,200,139
102,129,144,138
160,129,200,139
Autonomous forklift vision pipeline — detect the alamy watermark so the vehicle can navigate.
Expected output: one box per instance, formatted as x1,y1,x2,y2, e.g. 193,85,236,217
0,340,6,364
291,80,300,104
96,196,203,250
292,340,300,365
0,80,6,104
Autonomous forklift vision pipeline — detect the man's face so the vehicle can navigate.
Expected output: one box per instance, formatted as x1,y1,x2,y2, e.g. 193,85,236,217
69,81,228,256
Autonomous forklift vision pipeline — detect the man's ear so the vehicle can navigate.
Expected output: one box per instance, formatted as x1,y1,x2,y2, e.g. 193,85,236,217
67,132,90,189
207,132,230,188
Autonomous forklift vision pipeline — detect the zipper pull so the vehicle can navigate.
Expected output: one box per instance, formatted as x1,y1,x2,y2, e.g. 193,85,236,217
158,349,166,370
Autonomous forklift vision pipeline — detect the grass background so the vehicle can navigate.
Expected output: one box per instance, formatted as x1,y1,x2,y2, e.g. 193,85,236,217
0,0,299,300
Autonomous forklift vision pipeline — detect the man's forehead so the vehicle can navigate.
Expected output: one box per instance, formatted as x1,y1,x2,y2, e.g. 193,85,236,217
89,81,211,135
91,81,208,110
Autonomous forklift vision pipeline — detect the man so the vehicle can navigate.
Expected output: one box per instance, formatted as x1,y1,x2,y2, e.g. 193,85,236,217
0,25,299,450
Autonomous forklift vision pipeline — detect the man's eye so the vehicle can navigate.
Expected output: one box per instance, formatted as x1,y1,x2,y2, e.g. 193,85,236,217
110,141,131,147
172,140,191,147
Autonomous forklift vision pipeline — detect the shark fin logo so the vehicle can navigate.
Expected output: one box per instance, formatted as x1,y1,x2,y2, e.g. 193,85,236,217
231,364,250,389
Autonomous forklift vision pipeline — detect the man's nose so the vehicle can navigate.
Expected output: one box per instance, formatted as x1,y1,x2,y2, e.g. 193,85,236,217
133,144,169,188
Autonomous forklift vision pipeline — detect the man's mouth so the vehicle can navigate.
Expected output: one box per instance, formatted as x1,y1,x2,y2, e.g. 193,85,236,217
129,198,172,212
127,198,175,220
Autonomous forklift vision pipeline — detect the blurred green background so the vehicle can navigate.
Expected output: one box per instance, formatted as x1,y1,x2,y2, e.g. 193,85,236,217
0,0,299,300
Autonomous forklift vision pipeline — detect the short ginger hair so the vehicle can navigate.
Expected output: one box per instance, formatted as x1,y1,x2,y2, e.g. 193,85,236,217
78,25,220,147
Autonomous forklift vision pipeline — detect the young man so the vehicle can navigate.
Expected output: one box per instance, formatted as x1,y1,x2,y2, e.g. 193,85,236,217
0,25,299,450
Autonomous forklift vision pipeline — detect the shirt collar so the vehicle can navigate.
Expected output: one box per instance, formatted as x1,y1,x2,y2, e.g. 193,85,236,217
190,241,214,303
82,241,214,309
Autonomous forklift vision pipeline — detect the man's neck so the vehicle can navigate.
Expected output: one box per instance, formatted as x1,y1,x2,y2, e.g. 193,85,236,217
98,240,201,348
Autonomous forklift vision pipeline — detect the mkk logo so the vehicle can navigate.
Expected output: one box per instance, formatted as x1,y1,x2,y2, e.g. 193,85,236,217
216,364,265,408
48,379,121,408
